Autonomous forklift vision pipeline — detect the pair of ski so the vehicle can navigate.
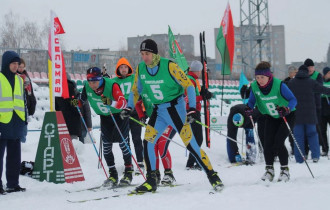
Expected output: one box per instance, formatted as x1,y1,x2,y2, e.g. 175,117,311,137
66,183,184,203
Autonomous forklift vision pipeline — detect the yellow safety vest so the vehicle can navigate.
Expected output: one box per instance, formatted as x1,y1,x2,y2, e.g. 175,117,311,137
0,73,25,123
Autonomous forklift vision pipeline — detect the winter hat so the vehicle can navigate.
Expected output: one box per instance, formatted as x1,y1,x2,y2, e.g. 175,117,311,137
233,113,244,127
190,60,203,72
86,67,102,81
323,67,330,75
298,65,308,73
304,58,314,67
255,68,272,77
140,39,158,54
10,56,21,64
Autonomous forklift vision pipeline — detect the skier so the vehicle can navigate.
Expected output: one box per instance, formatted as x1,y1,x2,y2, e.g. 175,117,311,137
226,104,260,164
123,39,223,193
113,58,144,175
245,61,297,182
80,67,133,187
185,60,212,170
135,97,176,185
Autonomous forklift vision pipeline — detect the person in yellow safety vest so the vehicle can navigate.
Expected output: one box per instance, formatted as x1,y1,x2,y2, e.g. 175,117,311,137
0,51,27,195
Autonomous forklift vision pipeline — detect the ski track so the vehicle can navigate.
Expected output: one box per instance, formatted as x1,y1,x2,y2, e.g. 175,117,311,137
1,126,330,210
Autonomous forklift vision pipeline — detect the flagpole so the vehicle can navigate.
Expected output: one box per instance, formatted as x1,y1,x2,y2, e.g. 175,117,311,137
50,11,55,111
220,43,227,116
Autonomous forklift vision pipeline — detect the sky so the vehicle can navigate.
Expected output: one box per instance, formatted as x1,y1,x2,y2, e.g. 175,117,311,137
1,0,330,64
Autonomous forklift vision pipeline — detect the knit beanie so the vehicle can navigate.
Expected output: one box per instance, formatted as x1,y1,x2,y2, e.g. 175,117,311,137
140,39,158,54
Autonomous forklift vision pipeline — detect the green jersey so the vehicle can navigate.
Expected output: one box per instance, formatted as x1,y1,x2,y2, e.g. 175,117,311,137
251,78,294,118
112,74,134,100
85,78,122,115
310,71,320,80
138,57,184,105
322,80,330,98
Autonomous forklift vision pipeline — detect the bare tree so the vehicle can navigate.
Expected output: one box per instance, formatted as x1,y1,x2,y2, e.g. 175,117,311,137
0,11,22,48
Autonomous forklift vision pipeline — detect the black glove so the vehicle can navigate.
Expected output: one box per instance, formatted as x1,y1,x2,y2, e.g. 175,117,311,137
200,86,213,100
101,95,112,105
276,106,290,117
186,108,198,124
240,85,250,99
120,108,132,119
244,105,254,117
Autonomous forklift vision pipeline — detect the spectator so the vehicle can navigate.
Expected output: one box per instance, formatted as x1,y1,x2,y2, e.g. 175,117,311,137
320,67,330,156
288,65,330,163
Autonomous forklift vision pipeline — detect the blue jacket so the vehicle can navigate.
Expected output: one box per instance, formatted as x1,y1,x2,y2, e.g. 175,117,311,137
0,51,27,140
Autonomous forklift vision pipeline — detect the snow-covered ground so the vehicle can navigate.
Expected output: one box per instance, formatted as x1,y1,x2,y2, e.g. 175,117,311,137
1,123,330,210
1,84,330,209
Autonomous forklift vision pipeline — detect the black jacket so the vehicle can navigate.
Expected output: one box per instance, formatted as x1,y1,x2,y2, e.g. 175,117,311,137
311,72,323,109
55,80,82,137
288,69,330,124
321,78,330,116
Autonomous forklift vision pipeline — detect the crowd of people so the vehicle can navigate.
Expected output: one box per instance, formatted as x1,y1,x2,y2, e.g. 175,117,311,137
1,38,329,195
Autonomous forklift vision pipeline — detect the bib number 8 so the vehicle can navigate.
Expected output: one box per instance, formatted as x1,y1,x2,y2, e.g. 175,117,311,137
266,102,278,116
150,84,164,100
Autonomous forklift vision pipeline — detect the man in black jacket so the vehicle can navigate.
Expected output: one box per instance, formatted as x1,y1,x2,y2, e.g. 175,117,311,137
288,65,330,163
320,67,330,156
304,58,326,154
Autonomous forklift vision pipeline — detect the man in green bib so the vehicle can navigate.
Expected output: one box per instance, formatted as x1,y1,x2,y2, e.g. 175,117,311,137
81,67,133,187
124,39,223,193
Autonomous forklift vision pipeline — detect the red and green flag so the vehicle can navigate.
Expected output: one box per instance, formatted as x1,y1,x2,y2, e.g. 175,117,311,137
168,25,189,73
216,3,235,75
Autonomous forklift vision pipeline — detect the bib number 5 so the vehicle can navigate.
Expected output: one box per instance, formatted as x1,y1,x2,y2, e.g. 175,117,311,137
150,84,164,100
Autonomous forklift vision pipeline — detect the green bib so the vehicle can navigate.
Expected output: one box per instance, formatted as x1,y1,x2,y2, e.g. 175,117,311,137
142,95,154,117
85,78,122,115
310,71,319,80
251,78,294,118
138,58,184,104
112,74,134,100
322,80,330,98
187,75,200,96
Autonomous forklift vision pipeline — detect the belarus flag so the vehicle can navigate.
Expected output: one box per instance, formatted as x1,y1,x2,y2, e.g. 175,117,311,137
216,3,235,75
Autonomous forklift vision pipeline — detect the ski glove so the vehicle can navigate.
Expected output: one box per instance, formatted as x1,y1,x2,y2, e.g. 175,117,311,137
276,106,290,117
101,95,112,105
120,108,132,119
70,98,81,107
200,86,213,100
244,105,254,117
186,108,198,124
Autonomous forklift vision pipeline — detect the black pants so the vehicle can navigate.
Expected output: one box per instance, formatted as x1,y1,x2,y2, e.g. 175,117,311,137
129,113,144,162
320,114,330,153
0,139,21,188
263,112,295,166
186,112,203,167
100,114,132,168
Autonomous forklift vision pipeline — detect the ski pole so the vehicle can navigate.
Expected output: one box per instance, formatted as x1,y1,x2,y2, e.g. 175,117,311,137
129,117,186,149
105,103,146,181
75,105,108,179
98,135,103,169
194,120,245,145
129,116,207,173
248,116,264,156
282,116,314,178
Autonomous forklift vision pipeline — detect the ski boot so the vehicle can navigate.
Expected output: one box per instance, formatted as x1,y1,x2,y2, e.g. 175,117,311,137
103,168,118,187
0,186,5,195
161,169,176,186
119,166,133,186
277,166,290,182
133,171,157,194
207,170,224,192
261,165,274,182
135,162,145,176
6,185,26,193
155,170,161,185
